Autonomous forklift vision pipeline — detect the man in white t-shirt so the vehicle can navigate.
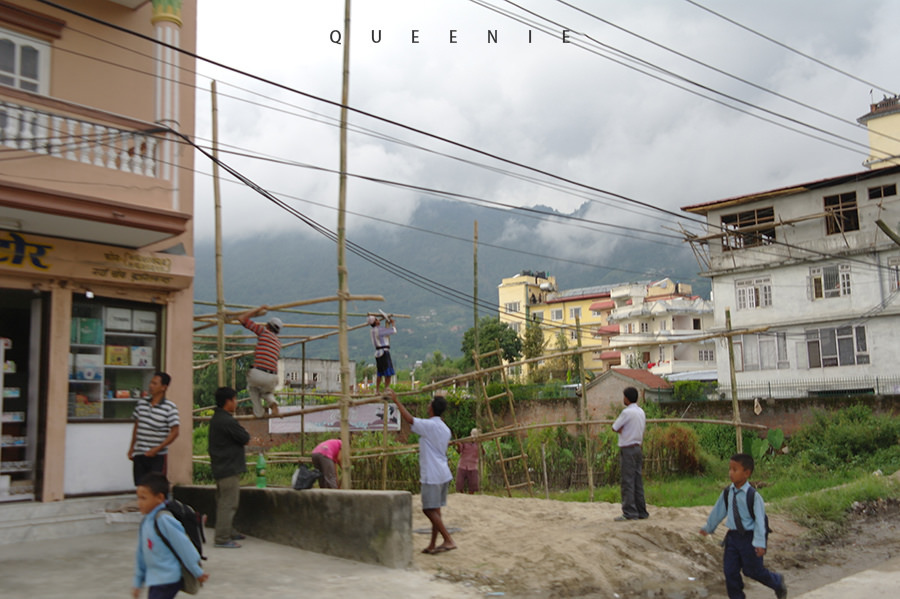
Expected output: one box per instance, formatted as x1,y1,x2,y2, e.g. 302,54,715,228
387,389,456,554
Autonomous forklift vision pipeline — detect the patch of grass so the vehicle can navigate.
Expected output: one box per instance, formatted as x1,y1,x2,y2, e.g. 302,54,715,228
777,474,900,541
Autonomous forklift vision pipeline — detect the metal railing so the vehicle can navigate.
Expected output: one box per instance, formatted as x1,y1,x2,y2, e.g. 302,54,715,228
681,376,900,401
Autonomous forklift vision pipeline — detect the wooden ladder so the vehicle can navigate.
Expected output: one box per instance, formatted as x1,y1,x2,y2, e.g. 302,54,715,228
472,345,534,497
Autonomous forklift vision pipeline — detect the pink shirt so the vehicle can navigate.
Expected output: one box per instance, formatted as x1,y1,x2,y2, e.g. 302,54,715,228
312,439,341,461
458,442,480,470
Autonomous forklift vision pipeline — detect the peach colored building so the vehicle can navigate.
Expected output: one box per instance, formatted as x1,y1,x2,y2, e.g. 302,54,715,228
0,0,196,502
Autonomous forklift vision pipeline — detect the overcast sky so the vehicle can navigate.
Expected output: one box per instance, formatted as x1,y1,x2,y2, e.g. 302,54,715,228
192,0,900,257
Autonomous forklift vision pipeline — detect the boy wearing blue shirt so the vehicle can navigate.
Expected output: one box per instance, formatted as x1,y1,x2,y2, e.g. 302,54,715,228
700,453,787,599
133,473,208,598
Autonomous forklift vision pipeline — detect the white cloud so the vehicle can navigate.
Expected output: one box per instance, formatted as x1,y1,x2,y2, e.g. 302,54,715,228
193,0,900,245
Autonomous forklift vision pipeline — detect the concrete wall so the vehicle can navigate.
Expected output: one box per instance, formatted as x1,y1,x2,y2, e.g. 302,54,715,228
174,486,412,569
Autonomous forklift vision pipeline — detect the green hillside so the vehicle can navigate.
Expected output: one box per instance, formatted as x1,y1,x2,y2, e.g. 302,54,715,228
194,199,706,369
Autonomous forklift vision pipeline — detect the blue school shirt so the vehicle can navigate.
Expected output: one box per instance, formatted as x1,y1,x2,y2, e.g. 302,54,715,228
133,503,204,589
700,481,769,549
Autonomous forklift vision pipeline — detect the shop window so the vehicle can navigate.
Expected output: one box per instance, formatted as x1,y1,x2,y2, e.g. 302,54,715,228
68,297,162,421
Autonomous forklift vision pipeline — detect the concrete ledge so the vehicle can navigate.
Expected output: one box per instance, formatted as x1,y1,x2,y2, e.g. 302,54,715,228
174,485,413,568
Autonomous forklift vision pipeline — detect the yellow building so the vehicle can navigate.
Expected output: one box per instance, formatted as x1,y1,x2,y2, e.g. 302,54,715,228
497,271,631,380
859,95,900,170
0,1,196,502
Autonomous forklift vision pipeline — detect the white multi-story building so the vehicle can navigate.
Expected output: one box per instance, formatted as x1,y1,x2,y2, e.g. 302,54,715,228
682,159,900,387
607,279,715,377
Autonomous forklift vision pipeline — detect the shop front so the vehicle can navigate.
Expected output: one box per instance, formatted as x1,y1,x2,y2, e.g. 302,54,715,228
0,229,194,502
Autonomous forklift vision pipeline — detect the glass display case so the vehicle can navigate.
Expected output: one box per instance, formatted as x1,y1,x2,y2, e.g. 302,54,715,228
69,299,161,421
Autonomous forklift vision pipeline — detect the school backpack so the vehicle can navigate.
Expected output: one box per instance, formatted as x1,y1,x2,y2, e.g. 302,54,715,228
158,498,207,559
153,499,207,594
722,485,773,540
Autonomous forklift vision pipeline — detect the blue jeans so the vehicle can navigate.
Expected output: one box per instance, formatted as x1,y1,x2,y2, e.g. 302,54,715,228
723,530,783,599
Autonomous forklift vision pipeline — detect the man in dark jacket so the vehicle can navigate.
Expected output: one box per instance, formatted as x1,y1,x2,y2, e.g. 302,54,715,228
209,387,250,548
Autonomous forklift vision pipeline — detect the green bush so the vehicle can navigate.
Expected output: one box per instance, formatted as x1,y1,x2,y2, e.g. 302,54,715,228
791,405,900,469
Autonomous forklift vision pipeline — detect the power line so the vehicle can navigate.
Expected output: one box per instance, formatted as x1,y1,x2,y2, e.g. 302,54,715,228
682,0,897,97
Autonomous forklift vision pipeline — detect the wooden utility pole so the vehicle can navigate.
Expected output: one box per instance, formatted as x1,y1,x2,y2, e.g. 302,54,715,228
211,80,226,386
575,316,594,500
474,220,479,355
725,308,743,452
337,0,353,489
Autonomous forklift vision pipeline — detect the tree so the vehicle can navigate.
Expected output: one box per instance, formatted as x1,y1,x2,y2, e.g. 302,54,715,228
415,350,462,384
522,320,545,361
547,329,571,380
522,320,547,383
460,316,522,372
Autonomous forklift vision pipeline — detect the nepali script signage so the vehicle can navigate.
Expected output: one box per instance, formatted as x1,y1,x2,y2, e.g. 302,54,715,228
0,229,192,289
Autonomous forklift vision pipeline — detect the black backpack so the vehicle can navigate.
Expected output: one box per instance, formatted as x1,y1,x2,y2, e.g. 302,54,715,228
155,499,207,560
722,485,773,540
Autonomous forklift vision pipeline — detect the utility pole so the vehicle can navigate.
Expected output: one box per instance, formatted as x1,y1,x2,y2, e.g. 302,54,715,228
211,80,225,386
337,0,353,489
474,220,479,356
725,308,743,452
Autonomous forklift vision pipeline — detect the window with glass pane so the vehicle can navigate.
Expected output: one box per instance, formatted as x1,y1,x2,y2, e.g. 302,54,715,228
0,28,49,94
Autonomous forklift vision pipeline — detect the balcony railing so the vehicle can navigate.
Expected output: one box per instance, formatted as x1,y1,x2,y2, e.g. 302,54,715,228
0,98,159,177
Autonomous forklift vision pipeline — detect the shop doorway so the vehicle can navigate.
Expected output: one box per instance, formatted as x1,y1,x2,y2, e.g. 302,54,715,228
0,289,44,502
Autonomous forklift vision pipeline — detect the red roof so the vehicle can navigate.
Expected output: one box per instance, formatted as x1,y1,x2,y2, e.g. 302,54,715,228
610,368,672,389
595,324,620,336
589,300,616,311
598,350,621,360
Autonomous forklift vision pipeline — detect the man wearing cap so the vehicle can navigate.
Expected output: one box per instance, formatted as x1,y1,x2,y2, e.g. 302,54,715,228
238,305,282,418
368,313,396,393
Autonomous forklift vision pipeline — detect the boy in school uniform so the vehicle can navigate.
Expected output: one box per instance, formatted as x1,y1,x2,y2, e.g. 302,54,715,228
133,473,208,599
700,453,787,599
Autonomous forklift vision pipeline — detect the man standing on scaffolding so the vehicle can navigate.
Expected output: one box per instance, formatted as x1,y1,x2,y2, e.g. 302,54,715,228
238,305,282,418
369,313,396,393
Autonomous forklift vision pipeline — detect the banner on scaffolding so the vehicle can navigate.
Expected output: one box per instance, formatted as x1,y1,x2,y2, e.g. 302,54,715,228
269,403,401,434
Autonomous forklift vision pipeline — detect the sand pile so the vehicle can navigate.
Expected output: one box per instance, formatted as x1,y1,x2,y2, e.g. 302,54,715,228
411,493,803,598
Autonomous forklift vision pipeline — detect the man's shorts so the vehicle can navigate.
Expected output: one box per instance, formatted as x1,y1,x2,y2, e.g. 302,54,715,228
376,350,395,377
421,481,449,510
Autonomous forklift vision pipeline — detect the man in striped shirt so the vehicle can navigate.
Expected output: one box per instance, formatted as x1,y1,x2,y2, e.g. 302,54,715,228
127,372,180,485
239,305,283,418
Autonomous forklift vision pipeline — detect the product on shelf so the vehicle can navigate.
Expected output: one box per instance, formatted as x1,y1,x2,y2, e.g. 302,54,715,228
105,345,130,366
130,345,153,367
74,354,102,380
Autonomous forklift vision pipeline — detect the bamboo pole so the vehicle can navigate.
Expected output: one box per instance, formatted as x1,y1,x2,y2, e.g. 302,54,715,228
725,308,743,453
337,0,354,490
211,79,226,386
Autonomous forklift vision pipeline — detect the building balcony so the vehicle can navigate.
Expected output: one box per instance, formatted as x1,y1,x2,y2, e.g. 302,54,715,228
0,89,188,249
0,90,161,179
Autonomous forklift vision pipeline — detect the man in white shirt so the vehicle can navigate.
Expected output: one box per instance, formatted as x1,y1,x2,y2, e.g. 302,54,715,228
387,389,456,554
611,386,649,521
